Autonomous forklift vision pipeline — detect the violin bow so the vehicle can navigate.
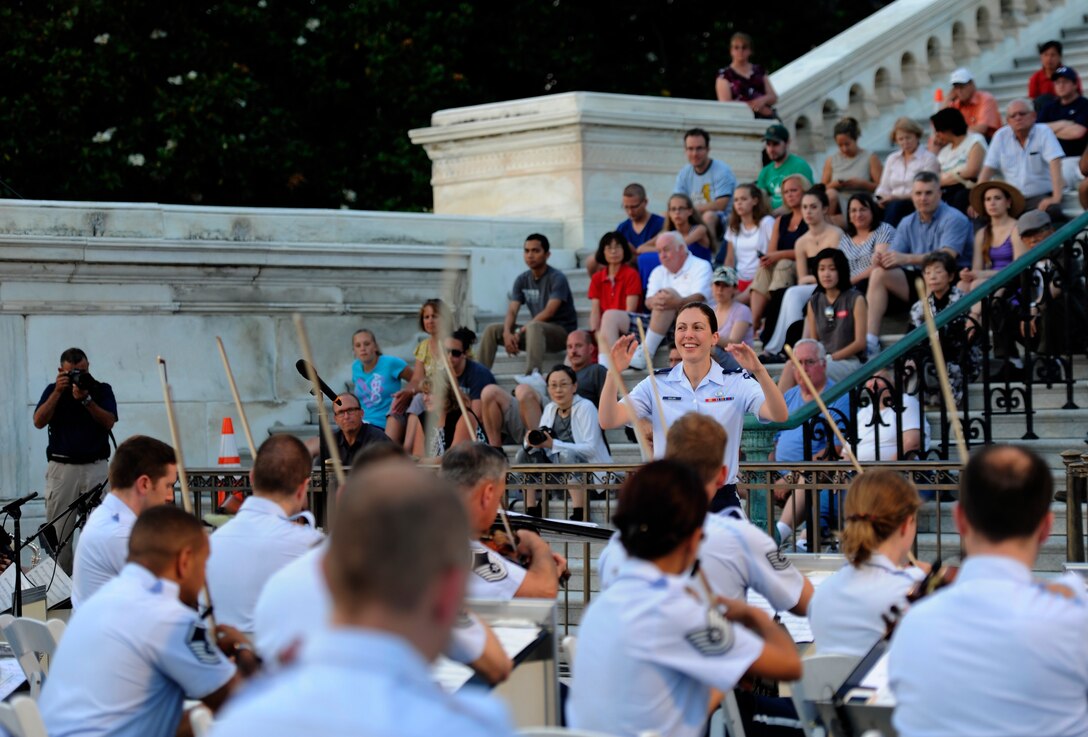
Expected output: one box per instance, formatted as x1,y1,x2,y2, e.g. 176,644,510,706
215,337,257,459
914,278,969,463
635,317,670,433
783,343,864,475
156,357,219,632
292,315,347,487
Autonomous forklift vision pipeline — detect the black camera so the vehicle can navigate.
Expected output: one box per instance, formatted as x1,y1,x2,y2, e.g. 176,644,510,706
527,427,553,446
67,369,98,392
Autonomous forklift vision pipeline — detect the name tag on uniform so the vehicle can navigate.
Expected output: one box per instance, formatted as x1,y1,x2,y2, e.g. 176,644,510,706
661,395,683,401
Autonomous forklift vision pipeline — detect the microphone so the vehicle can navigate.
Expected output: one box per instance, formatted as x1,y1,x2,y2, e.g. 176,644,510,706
1,492,38,515
294,360,343,406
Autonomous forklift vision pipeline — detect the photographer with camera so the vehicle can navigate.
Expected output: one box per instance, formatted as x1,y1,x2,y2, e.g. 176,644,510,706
33,347,117,575
515,365,611,521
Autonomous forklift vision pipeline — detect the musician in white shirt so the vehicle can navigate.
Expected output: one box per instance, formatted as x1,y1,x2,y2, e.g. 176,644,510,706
808,470,926,656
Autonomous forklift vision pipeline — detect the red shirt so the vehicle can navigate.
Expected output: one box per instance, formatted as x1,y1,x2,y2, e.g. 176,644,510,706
588,264,642,313
1029,68,1083,98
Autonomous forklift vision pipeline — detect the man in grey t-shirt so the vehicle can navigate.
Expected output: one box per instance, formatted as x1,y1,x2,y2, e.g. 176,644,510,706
479,234,578,375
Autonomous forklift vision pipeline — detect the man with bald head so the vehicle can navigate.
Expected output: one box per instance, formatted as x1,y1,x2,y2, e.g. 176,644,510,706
42,505,255,737
890,445,1088,735
980,98,1066,221
305,391,391,467
213,451,517,737
629,232,713,370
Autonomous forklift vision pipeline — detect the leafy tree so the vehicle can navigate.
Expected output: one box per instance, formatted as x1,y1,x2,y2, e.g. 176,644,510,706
0,0,885,211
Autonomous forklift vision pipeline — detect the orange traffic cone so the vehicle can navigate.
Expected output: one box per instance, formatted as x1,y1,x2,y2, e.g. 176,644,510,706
216,418,244,511
933,87,944,112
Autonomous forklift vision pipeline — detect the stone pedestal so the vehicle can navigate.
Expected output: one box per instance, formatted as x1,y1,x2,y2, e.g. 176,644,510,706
410,92,768,253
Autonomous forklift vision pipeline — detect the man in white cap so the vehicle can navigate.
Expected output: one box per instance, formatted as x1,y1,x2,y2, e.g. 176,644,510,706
946,67,1001,140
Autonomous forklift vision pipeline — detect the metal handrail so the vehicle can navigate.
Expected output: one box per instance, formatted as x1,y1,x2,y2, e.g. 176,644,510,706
748,211,1088,433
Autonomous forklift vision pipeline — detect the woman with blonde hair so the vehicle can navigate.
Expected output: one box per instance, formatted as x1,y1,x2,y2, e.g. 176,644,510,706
808,471,927,656
874,117,940,226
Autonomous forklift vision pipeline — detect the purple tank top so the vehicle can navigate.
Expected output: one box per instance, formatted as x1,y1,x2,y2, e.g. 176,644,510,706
989,235,1013,270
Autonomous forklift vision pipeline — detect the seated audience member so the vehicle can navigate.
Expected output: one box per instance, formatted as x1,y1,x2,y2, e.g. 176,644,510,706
406,380,484,460
875,117,941,226
588,232,642,352
444,443,567,600
252,444,512,686
889,445,1088,737
712,266,754,347
1081,148,1088,209
960,181,1026,294
840,193,896,296
822,117,882,222
349,328,411,433
909,251,980,408
771,339,852,547
479,234,578,376
71,435,177,609
979,98,1066,222
749,173,810,342
1029,40,1081,109
41,506,255,737
758,123,815,211
628,232,713,370
482,329,607,445
759,187,844,362
212,453,517,737
388,298,447,444
799,248,867,384
570,460,802,737
206,434,325,633
715,32,778,119
866,171,973,356
674,128,737,241
666,192,717,263
1038,66,1088,194
516,364,612,521
591,232,646,368
587,184,665,277
305,392,392,467
930,107,987,213
855,369,929,462
944,67,1001,140
809,471,925,657
716,184,774,296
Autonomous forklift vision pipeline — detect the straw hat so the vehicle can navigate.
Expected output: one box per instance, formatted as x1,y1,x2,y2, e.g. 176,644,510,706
969,180,1025,218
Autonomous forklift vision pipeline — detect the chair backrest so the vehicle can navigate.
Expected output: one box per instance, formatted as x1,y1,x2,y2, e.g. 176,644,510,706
791,652,862,737
0,695,48,737
189,705,215,737
719,690,746,737
2,618,67,699
0,614,15,635
517,729,621,737
561,635,577,663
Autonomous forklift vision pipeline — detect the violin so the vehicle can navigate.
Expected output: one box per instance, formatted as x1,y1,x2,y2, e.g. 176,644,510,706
882,557,960,638
480,521,571,587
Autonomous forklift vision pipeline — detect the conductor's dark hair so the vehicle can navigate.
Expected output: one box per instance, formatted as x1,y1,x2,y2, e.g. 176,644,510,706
109,435,176,490
440,442,509,493
60,347,87,365
614,460,707,560
961,444,1052,542
128,504,205,571
252,434,312,496
526,233,551,252
677,301,719,333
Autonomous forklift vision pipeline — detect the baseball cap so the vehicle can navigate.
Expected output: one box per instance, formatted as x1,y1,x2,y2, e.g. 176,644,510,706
1017,209,1051,235
1052,65,1079,83
712,265,739,286
762,123,789,143
950,67,973,85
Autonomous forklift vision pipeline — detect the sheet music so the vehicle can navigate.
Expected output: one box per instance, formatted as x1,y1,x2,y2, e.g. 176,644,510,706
0,554,73,613
0,657,26,701
431,622,544,693
747,570,833,643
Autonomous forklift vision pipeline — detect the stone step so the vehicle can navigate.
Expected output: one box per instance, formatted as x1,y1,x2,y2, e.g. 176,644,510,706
916,531,1068,572
925,408,1088,439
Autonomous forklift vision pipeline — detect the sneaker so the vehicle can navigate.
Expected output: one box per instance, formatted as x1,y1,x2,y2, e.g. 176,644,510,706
628,346,647,371
867,337,881,358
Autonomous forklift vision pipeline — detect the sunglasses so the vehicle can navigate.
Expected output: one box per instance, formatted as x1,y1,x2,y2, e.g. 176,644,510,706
445,348,464,357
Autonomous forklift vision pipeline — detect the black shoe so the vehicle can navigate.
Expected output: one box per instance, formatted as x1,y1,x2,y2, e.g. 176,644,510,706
526,504,543,518
1056,490,1069,503
758,352,786,364
569,507,584,522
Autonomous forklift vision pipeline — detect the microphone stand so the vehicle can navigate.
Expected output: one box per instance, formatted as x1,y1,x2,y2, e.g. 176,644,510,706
11,481,107,613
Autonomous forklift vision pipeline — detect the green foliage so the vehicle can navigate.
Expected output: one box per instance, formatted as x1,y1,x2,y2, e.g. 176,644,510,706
0,0,884,211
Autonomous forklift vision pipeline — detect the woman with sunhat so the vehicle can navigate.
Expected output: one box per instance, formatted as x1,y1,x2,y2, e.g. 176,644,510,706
960,180,1027,293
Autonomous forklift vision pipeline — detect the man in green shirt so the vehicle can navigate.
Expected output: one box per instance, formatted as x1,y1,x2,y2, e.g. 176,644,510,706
756,124,814,211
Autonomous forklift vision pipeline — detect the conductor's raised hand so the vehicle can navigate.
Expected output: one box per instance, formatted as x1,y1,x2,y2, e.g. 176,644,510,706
609,334,639,372
724,342,764,375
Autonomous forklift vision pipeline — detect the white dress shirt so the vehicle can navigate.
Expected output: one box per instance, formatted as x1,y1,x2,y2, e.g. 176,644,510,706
71,493,137,608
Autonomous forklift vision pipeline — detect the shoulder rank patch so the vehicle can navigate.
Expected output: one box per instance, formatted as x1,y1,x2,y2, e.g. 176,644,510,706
186,622,222,666
473,550,508,583
653,367,671,376
684,609,734,657
766,549,792,571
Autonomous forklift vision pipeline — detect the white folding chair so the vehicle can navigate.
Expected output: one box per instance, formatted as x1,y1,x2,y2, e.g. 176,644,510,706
517,729,622,736
0,614,15,634
188,704,215,737
561,635,577,663
718,689,746,737
0,695,48,737
790,653,861,737
2,618,66,699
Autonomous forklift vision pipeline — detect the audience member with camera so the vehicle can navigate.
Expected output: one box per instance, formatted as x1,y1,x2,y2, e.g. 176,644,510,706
32,347,118,575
